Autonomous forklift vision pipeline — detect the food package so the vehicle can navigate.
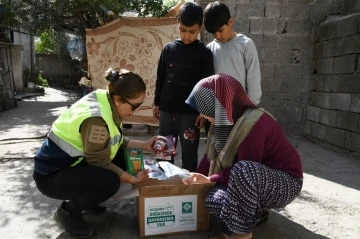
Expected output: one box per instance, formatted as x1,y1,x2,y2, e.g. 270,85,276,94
155,136,176,160
125,148,144,176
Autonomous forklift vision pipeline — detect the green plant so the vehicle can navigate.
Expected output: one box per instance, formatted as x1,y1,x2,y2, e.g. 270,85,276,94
23,68,31,81
35,29,68,56
33,73,49,87
1,0,168,36
23,68,49,87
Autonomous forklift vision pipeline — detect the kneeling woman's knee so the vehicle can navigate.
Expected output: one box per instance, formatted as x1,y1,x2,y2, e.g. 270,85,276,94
229,160,260,185
232,160,258,174
205,187,227,214
104,171,121,197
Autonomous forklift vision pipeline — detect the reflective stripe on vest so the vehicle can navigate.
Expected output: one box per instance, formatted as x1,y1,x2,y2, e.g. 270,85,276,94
48,90,123,159
48,130,124,157
88,92,101,117
48,129,84,157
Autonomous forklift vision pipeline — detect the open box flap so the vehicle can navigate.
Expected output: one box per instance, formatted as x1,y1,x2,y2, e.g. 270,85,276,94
138,178,215,196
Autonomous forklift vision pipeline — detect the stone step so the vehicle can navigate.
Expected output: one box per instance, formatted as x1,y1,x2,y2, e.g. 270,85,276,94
1,99,17,111
123,124,150,137
122,124,208,138
0,91,12,101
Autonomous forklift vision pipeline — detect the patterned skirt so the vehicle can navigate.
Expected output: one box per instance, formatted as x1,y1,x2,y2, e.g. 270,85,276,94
205,160,303,235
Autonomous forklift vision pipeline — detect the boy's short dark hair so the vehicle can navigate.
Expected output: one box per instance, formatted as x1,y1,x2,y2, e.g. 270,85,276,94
204,1,231,33
178,2,203,27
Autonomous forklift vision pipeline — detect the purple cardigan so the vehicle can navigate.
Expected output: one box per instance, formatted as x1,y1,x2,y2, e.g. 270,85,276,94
196,114,303,186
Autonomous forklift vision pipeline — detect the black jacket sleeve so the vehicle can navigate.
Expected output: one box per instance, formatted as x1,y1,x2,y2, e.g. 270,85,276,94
154,47,167,106
200,48,214,79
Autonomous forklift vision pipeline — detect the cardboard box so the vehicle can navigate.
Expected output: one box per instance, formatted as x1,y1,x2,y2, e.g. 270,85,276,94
137,178,215,237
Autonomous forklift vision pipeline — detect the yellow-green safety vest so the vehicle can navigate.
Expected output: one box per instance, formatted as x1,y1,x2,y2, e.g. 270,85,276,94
48,89,123,166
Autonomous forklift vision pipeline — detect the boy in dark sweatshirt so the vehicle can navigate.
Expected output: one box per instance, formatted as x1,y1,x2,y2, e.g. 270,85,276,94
153,2,214,172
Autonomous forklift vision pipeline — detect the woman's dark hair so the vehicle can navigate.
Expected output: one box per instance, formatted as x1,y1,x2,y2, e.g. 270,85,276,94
105,68,146,100
204,1,231,34
178,2,203,27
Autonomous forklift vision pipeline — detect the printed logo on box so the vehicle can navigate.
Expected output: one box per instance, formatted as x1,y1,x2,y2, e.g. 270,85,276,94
179,201,195,225
182,202,192,214
147,203,175,228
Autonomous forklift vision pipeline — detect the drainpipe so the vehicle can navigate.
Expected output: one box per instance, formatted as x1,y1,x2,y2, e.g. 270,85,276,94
29,35,34,88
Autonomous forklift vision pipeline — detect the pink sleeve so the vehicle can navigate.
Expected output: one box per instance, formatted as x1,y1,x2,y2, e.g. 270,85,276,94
196,155,232,186
196,154,210,175
209,168,232,186
210,119,268,186
237,119,266,163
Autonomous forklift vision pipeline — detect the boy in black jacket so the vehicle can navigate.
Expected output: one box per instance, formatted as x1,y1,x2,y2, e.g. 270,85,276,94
153,2,214,172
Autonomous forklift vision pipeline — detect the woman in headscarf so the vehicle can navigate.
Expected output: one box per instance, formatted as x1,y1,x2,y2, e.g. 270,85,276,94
184,74,303,239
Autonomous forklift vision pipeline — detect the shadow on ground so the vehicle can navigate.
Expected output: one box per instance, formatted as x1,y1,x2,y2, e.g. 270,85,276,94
54,201,331,239
0,159,60,238
0,102,71,140
0,141,42,159
0,87,78,141
0,158,333,239
293,136,360,191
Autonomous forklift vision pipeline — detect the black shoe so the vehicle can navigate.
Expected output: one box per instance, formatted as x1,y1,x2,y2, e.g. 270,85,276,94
83,204,107,215
256,210,269,227
54,202,93,238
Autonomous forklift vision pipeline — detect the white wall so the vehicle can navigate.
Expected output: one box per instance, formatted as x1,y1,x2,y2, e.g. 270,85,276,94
13,31,35,71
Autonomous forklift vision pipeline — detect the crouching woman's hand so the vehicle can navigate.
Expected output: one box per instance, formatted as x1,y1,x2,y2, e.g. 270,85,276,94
136,169,150,184
182,173,211,185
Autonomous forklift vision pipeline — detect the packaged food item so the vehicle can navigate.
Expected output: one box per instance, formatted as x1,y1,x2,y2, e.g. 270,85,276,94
143,156,191,180
124,148,144,176
158,161,191,180
153,136,168,151
155,136,176,160
144,157,168,180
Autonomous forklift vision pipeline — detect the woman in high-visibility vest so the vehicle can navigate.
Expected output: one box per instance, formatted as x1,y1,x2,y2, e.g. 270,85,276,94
33,68,159,238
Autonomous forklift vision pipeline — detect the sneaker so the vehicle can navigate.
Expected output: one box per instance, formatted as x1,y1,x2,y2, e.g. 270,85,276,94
54,202,93,238
83,204,107,215
256,210,269,227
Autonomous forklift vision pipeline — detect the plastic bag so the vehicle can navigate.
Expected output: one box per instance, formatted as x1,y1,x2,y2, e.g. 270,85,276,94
67,37,84,61
158,161,191,180
144,157,191,180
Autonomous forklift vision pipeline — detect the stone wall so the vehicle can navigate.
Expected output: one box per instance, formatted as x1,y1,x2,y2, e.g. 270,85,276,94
197,0,343,136
306,12,360,154
35,53,82,87
36,53,73,76
341,0,360,15
197,0,360,155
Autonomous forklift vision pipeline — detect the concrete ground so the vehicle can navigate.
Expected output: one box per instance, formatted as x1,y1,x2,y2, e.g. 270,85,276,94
0,87,359,239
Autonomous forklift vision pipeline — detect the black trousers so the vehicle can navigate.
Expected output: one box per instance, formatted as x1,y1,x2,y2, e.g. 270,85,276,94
34,149,127,214
158,111,200,172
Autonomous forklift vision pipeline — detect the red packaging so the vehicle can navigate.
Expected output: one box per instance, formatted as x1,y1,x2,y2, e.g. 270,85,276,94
155,136,176,160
